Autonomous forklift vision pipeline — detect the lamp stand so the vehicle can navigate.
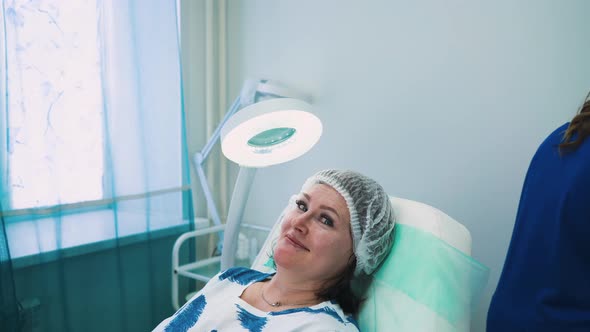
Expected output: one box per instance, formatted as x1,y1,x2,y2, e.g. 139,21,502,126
220,166,257,270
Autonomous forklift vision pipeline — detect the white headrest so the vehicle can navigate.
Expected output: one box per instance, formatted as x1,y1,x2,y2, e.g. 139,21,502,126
390,196,472,255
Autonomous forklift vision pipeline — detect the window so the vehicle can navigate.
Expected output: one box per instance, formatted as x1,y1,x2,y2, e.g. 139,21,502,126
5,0,104,209
3,0,189,265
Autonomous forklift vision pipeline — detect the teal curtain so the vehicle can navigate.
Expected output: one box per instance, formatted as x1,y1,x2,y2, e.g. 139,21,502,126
0,0,194,331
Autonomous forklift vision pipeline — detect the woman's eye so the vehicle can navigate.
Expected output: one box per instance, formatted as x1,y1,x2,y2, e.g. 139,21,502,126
295,200,307,212
320,216,334,227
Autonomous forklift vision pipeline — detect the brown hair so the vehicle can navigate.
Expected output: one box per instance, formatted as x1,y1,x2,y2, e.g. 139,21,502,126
315,254,362,316
559,91,590,153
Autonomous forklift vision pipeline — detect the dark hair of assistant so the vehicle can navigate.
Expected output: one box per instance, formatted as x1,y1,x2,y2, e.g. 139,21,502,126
559,90,590,153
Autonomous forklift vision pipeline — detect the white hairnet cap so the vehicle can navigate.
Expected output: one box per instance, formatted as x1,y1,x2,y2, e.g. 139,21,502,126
301,169,396,276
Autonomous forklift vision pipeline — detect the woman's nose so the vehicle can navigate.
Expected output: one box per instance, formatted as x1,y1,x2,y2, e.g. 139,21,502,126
291,212,310,233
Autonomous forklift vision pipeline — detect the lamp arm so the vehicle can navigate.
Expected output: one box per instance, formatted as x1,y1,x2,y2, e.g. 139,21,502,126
192,95,240,254
193,153,223,228
220,166,257,270
192,153,224,253
256,80,310,102
201,96,241,159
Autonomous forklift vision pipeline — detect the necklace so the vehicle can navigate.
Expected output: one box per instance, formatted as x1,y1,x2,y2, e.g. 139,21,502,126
260,283,318,308
261,286,282,307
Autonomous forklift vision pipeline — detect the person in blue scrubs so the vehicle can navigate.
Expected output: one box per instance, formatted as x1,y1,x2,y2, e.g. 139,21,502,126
487,91,590,331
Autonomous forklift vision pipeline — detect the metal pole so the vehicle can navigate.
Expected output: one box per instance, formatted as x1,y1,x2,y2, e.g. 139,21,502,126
220,166,257,270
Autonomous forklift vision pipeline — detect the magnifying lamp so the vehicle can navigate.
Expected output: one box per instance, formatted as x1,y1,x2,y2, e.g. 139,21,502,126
194,79,322,270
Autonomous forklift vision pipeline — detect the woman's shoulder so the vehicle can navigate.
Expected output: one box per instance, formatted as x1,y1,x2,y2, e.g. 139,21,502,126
216,266,273,285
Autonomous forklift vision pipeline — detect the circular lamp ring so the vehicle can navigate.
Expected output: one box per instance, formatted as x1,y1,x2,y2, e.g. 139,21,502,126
221,98,322,167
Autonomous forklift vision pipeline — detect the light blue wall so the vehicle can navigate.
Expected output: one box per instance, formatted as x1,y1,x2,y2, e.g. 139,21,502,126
226,1,590,331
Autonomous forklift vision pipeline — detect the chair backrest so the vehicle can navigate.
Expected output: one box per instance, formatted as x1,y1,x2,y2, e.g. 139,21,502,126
390,197,471,254
251,196,488,332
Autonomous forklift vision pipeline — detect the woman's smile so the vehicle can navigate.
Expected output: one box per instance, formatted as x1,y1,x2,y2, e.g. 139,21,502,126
285,234,309,251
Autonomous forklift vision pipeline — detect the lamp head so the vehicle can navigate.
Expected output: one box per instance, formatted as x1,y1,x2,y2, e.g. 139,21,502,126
220,97,322,168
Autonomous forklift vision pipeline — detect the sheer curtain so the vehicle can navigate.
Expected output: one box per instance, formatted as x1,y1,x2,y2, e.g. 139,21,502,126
0,1,194,331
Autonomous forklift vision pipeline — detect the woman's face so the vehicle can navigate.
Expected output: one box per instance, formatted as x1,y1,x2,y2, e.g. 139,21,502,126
274,183,353,283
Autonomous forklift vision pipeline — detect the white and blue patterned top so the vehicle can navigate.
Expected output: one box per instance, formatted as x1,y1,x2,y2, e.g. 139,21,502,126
153,267,359,332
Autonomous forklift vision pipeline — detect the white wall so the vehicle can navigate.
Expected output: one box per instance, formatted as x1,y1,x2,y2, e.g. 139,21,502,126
224,1,590,330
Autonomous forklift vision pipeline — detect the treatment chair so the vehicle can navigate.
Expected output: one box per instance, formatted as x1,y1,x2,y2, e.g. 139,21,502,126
250,196,489,332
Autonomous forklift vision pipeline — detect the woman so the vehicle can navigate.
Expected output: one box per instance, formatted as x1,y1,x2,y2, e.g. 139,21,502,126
153,169,396,331
487,91,590,331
